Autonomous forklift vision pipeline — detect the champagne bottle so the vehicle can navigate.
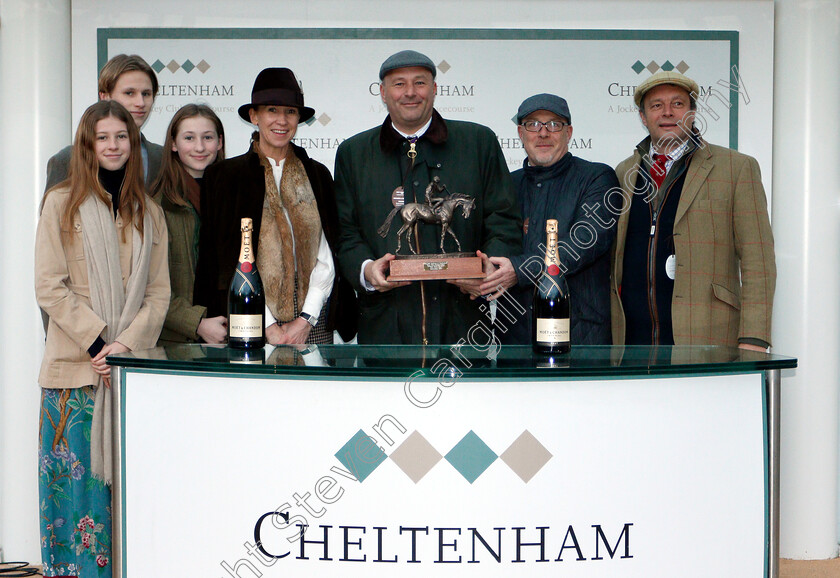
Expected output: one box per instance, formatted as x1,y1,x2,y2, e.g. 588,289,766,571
228,218,266,349
533,219,571,354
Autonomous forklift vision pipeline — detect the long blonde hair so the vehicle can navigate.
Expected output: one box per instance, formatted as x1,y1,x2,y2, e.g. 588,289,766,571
48,100,147,240
151,104,225,207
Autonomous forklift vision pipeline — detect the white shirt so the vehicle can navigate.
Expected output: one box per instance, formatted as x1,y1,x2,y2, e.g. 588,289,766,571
265,157,335,324
359,117,434,291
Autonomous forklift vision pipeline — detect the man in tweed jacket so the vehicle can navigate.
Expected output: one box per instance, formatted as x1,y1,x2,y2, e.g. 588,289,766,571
611,71,775,350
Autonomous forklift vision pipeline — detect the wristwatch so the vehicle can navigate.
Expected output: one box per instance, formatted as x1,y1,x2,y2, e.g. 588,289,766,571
299,312,317,327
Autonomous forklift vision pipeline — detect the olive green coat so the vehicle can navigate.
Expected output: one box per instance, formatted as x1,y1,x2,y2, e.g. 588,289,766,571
154,191,206,344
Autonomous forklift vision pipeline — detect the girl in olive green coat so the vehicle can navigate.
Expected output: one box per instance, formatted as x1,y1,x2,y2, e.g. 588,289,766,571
151,104,227,345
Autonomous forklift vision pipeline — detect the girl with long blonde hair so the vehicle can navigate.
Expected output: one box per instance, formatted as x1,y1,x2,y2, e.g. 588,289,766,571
35,100,169,576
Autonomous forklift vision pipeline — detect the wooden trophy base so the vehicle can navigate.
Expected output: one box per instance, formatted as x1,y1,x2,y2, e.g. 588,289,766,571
387,253,484,281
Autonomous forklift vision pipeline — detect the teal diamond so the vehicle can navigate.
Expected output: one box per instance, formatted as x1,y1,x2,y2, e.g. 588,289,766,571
445,430,497,484
661,60,675,72
151,59,165,74
631,60,646,74
335,429,386,482
182,59,195,73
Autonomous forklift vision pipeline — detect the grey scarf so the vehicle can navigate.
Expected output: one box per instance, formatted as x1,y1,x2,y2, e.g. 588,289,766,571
80,194,153,485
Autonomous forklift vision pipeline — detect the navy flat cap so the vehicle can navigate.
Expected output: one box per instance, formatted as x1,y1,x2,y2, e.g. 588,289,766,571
516,93,572,124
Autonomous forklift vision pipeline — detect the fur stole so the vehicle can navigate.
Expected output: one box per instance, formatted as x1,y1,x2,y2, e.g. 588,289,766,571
254,142,322,322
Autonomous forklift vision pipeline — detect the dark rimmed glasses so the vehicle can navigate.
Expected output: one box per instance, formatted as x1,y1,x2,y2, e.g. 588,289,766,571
520,120,569,133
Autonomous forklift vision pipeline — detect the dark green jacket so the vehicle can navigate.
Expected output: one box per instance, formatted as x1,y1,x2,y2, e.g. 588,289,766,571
334,110,521,344
154,188,206,344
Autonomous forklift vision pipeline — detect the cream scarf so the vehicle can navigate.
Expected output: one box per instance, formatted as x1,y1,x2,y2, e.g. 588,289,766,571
81,194,153,485
254,143,322,322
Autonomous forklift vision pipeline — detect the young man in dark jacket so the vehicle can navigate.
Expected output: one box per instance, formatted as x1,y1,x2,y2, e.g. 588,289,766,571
481,94,619,345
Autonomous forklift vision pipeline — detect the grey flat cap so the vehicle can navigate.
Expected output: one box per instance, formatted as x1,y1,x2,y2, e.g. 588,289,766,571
379,50,437,80
516,93,571,124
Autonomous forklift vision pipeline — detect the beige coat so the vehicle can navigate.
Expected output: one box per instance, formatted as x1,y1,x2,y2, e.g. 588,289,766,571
35,188,169,388
611,141,776,347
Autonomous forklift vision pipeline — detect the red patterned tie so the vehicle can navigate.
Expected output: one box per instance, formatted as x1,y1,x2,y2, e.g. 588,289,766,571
651,153,668,189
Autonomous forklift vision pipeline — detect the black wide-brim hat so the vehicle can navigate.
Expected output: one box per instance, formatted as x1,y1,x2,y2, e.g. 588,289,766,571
238,67,315,123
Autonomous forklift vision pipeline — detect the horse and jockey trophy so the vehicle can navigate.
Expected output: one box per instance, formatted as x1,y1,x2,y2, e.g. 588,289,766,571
377,177,484,281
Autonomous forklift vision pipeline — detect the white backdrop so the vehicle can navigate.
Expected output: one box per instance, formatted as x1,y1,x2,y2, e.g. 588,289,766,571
102,31,736,173
70,0,774,194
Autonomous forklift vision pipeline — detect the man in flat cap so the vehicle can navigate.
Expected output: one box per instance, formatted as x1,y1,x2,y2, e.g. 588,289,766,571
479,94,619,345
611,70,775,349
334,49,521,344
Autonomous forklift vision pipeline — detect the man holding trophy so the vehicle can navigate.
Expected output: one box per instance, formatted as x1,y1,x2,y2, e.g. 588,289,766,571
334,49,521,344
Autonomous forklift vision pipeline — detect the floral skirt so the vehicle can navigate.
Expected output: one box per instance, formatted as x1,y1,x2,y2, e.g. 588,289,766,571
39,387,112,577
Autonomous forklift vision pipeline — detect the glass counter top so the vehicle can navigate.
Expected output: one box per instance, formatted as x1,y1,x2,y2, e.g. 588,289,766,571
108,344,797,379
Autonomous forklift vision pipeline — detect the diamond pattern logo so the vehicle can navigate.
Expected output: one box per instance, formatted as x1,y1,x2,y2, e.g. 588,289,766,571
500,430,553,483
437,60,451,74
317,113,332,126
148,59,212,74
445,430,498,484
337,429,551,484
631,60,691,75
390,431,442,483
334,429,386,482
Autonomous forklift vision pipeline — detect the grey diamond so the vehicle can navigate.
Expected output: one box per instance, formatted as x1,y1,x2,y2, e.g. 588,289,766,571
182,59,195,73
166,59,180,73
500,430,552,483
646,60,660,74
390,431,442,483
437,60,451,74
318,113,331,126
151,59,165,74
196,60,211,73
676,60,690,74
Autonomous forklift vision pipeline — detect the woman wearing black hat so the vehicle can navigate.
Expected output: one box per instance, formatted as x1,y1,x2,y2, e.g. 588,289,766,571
193,68,357,344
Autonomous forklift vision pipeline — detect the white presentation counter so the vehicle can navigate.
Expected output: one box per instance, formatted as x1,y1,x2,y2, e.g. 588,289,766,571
108,344,795,578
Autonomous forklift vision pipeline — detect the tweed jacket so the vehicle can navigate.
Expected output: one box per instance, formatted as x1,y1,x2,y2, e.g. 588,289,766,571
35,188,169,388
153,187,206,344
45,134,164,192
334,110,521,344
193,142,358,342
611,138,776,347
